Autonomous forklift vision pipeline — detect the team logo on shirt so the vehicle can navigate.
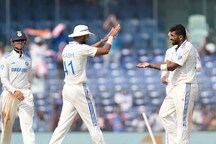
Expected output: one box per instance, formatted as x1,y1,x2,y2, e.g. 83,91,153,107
25,62,29,66
197,56,200,61
178,56,182,60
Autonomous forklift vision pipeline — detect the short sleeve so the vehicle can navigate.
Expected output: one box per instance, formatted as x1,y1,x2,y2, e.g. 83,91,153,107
173,44,192,66
78,44,97,57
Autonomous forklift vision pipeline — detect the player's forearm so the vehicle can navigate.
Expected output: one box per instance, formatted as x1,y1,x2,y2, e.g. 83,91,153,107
148,63,162,70
95,36,113,55
95,44,111,55
1,77,16,93
91,39,105,47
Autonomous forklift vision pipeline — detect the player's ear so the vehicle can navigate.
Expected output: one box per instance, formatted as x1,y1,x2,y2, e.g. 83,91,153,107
179,35,183,40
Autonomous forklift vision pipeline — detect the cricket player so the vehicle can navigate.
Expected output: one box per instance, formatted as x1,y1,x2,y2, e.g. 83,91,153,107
0,31,35,144
136,24,199,144
49,24,121,144
161,39,202,93
161,44,202,144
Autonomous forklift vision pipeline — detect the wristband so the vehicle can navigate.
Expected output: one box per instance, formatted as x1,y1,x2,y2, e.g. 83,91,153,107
107,36,114,45
160,64,168,71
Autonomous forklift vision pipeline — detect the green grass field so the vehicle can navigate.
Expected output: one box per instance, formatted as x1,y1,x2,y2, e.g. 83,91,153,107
3,131,216,144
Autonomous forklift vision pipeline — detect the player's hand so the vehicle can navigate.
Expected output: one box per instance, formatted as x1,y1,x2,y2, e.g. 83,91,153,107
108,24,121,37
161,76,169,85
14,90,25,101
136,62,150,68
112,24,121,36
102,24,121,42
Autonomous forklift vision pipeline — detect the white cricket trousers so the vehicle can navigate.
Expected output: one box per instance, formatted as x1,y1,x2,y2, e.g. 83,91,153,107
159,83,198,144
49,84,105,144
1,90,35,144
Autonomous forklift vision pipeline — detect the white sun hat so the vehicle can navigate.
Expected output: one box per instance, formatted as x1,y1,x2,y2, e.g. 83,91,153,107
68,25,94,37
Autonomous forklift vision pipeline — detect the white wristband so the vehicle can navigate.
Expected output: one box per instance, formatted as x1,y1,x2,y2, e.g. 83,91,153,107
160,64,168,71
107,36,114,45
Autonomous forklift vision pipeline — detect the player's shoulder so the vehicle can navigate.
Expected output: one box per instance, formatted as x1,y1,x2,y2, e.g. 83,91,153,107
184,41,194,49
62,44,70,53
23,52,32,61
3,51,13,59
166,45,176,53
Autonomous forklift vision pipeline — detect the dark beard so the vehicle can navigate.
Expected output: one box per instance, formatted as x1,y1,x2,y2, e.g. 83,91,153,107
172,38,180,46
81,41,86,44
80,37,87,44
172,41,178,45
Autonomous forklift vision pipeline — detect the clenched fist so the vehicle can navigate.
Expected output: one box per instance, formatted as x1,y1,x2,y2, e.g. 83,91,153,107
14,90,25,101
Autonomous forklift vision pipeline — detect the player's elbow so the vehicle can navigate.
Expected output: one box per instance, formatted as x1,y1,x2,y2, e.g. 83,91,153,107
167,63,180,71
95,46,110,56
95,50,109,56
169,68,175,71
102,49,110,55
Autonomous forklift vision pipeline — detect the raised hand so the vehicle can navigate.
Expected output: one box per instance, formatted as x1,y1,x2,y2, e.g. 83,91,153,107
110,24,121,37
103,24,121,41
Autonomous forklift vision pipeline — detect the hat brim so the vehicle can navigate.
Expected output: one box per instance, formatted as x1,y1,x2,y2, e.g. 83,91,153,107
68,32,94,38
11,37,27,41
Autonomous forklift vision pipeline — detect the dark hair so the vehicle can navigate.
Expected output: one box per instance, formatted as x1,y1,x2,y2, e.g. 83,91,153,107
169,24,186,39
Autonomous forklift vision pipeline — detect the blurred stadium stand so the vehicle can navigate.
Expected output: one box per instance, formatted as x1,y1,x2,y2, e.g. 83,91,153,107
0,0,216,132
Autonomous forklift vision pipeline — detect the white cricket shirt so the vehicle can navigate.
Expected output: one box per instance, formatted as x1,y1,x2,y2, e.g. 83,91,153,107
167,40,198,85
62,41,97,85
0,50,32,93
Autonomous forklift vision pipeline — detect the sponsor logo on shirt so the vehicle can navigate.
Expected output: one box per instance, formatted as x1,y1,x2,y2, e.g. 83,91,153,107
25,62,29,66
11,68,27,72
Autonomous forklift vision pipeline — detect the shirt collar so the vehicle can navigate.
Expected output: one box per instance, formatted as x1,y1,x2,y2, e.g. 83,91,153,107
180,40,187,48
69,41,79,44
12,50,23,58
175,40,187,52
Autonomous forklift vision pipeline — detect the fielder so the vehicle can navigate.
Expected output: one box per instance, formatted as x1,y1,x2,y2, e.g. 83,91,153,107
136,24,199,144
0,31,35,144
49,24,121,144
161,31,202,92
161,34,202,144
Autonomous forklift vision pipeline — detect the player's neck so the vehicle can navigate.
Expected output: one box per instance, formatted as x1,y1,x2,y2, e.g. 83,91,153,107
177,39,186,48
13,48,23,57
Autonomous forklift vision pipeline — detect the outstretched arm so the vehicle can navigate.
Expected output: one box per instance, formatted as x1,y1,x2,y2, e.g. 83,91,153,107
136,60,180,71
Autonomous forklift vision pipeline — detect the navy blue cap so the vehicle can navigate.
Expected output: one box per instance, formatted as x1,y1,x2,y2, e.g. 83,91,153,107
11,31,27,41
